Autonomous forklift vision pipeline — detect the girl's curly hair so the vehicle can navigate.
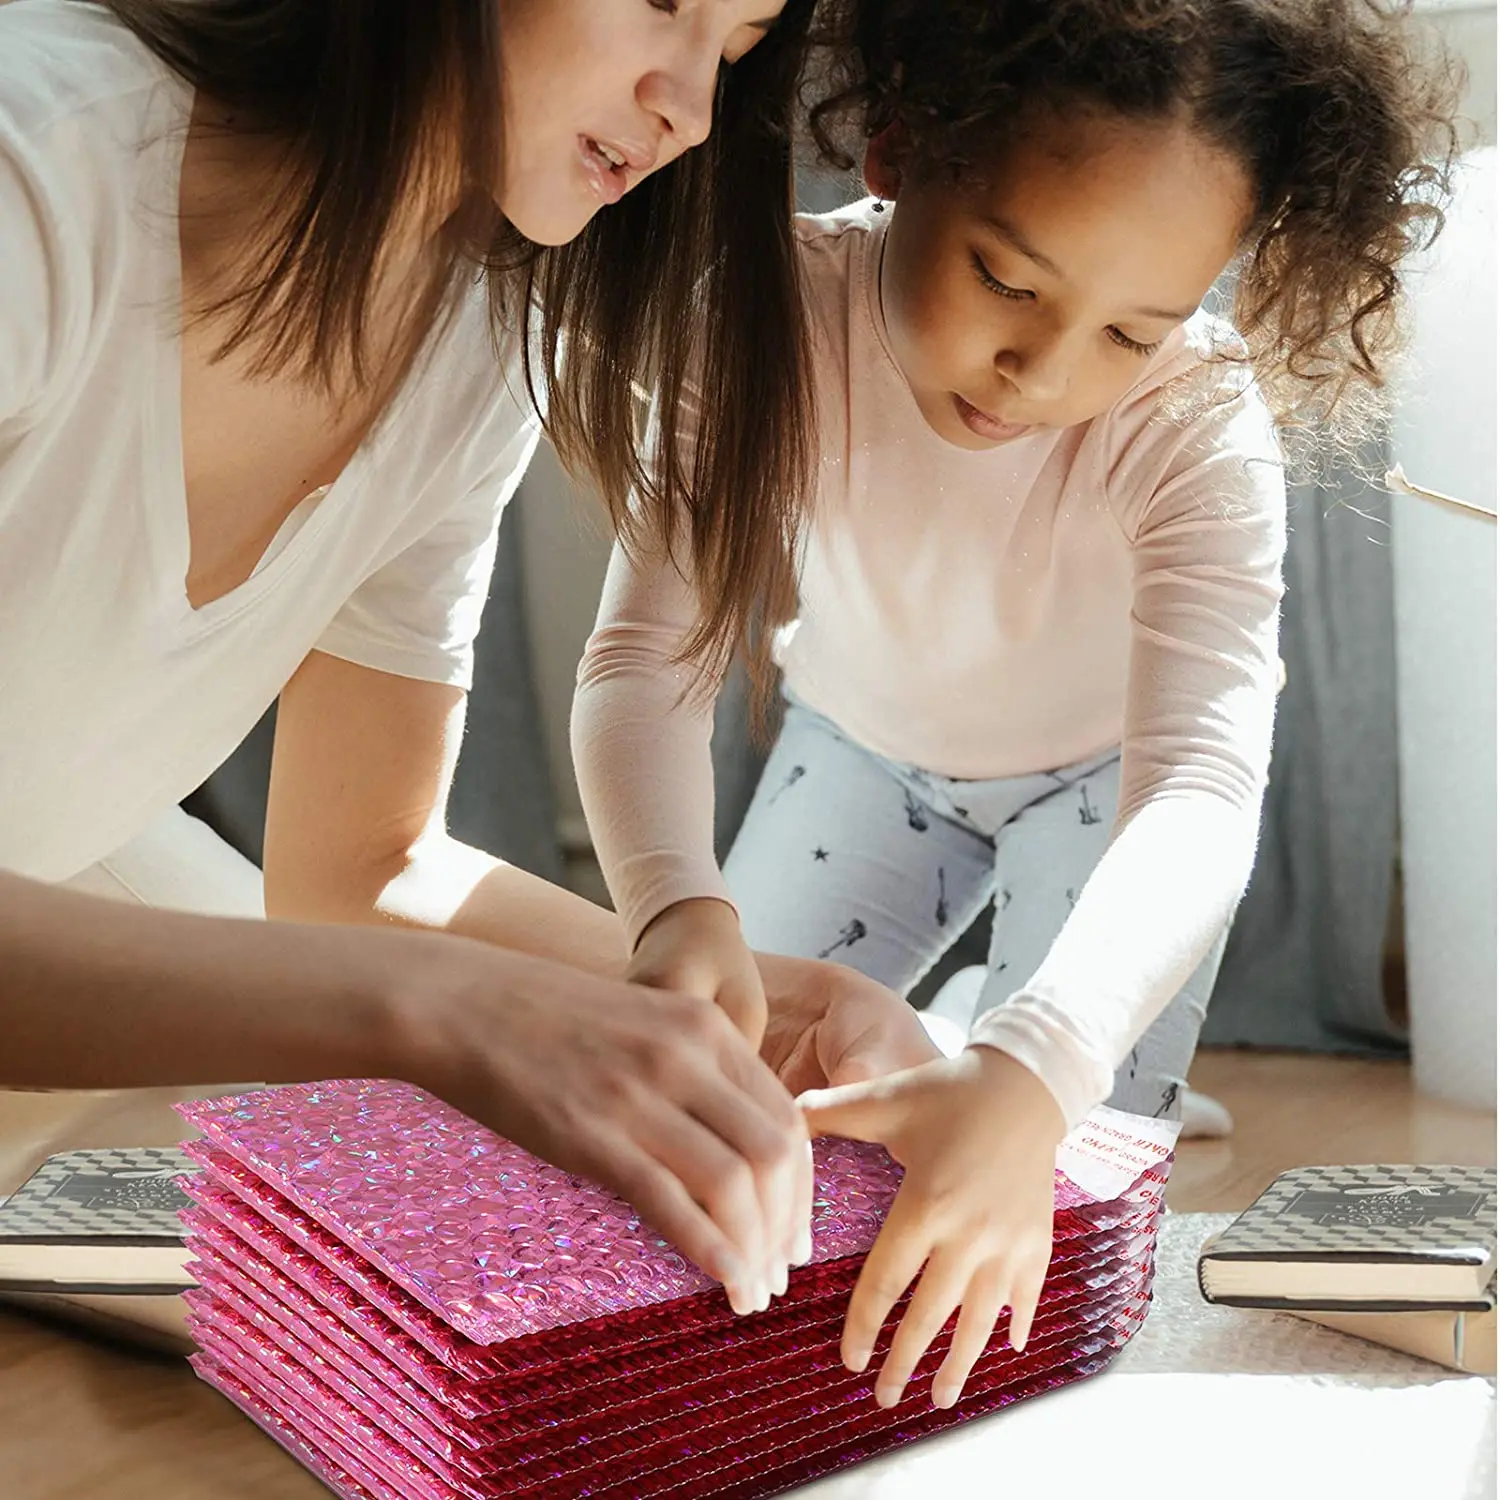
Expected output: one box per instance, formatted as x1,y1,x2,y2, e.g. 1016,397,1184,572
808,0,1462,439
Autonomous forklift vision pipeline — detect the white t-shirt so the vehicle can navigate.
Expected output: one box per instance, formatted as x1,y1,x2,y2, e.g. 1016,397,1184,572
0,2,541,882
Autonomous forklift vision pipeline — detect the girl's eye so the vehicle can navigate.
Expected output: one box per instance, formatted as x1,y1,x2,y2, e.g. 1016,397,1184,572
971,253,1032,302
647,0,679,13
1107,326,1162,357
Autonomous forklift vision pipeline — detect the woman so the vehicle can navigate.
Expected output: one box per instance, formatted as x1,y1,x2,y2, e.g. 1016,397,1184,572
0,0,934,1317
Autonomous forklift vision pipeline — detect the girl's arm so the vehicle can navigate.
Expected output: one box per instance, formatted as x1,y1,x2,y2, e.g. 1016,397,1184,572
968,381,1287,1128
570,538,774,1041
570,538,734,950
802,378,1287,1411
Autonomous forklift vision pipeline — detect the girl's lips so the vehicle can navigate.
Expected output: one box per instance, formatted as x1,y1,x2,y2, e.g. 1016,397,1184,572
952,392,1033,442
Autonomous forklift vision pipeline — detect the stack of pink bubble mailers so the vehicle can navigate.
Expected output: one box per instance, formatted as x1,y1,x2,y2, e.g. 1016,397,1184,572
176,1082,1172,1500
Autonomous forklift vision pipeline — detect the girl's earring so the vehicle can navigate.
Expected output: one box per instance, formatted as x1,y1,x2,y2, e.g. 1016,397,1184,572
872,199,886,214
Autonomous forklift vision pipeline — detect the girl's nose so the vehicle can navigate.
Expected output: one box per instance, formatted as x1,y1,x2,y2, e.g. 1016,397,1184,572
995,332,1070,405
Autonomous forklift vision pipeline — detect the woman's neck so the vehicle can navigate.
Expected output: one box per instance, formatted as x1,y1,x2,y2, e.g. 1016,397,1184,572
177,92,446,401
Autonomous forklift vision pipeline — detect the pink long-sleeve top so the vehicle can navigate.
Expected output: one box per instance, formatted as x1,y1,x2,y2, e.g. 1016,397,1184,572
572,202,1287,1129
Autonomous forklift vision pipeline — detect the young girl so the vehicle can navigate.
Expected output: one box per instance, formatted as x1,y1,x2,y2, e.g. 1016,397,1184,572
0,0,942,1320
574,0,1456,1404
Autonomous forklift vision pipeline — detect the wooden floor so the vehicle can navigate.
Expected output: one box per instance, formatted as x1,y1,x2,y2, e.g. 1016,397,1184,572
0,1052,1493,1499
1168,1048,1496,1212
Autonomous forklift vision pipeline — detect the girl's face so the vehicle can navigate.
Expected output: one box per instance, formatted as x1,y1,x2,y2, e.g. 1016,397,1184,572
497,0,784,245
869,111,1253,450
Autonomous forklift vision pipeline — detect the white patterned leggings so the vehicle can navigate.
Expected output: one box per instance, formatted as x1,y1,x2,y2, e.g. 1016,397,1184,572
724,697,1227,1120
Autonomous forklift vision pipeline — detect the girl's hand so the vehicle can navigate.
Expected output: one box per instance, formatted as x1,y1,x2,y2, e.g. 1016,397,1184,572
630,898,768,1047
627,897,798,1294
799,1047,1067,1409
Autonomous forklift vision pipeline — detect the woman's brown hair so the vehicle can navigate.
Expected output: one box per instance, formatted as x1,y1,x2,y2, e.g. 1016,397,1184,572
102,0,815,689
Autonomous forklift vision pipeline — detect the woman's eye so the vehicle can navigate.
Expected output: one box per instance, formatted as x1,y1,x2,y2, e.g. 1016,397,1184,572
971,253,1032,301
1107,326,1162,357
647,0,679,14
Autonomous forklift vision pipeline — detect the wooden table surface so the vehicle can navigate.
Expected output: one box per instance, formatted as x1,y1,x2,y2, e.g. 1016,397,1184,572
0,1051,1493,1500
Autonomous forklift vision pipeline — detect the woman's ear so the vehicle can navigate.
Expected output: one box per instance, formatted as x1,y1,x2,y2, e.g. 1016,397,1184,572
863,124,905,201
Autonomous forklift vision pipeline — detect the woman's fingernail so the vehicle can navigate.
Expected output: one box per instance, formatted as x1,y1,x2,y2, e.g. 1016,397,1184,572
933,1386,958,1410
771,1261,789,1298
875,1383,901,1409
845,1346,871,1375
793,1227,814,1266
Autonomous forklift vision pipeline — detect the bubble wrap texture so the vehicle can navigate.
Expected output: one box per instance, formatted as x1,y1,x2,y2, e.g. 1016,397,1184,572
178,1081,906,1345
178,1080,1156,1347
182,1206,1155,1477
178,1080,1173,1500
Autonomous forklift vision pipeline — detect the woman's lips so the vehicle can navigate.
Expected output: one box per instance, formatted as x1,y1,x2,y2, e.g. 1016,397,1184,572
578,135,629,205
952,392,1033,442
578,135,658,206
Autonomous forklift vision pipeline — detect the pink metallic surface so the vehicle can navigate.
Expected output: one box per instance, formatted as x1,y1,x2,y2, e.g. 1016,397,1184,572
178,1080,1170,1500
180,1080,906,1346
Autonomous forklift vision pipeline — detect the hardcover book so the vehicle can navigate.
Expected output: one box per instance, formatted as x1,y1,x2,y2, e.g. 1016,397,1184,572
1197,1164,1497,1311
0,1146,196,1294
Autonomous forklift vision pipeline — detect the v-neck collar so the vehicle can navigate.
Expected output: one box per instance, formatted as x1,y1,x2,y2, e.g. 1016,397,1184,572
141,79,411,641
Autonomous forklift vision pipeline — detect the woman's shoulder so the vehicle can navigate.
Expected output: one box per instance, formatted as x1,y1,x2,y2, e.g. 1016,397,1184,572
0,0,189,255
0,4,188,419
0,2,182,135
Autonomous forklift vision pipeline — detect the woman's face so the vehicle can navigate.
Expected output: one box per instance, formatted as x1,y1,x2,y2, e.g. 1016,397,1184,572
497,0,785,245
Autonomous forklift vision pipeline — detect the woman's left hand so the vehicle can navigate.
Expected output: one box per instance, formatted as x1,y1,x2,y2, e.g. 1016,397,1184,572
799,1046,1067,1409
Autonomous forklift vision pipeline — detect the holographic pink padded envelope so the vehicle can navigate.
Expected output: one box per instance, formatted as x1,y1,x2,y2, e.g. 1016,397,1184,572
176,1080,1172,1500
178,1080,905,1347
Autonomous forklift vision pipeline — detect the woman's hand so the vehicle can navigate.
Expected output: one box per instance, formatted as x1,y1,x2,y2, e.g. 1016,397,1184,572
395,933,804,1317
799,1046,1066,1409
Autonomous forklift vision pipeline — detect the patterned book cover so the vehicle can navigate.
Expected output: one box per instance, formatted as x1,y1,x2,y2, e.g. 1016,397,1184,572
0,1146,196,1293
1198,1163,1497,1311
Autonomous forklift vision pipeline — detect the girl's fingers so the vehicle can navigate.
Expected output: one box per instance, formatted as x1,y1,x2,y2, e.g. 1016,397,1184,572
798,1075,903,1143
840,1196,933,1374
931,1263,1009,1409
872,1243,973,1408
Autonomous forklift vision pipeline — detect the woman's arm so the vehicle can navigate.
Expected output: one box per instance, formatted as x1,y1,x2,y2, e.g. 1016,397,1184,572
266,644,940,1070
265,648,632,973
0,867,803,1313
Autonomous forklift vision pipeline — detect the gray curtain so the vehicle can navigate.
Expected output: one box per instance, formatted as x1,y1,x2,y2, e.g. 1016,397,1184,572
1203,457,1406,1054
184,502,563,883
